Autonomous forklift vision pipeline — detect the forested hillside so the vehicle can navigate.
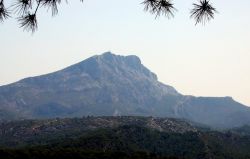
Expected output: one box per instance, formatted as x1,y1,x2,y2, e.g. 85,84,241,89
0,117,250,159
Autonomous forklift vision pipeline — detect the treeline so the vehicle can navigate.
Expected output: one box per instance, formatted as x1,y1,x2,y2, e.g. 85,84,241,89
1,118,250,159
0,149,183,159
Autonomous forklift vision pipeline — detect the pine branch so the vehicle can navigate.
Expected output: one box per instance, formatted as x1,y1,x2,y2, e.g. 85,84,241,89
0,0,218,33
11,0,32,15
0,0,10,22
190,0,217,25
142,0,176,19
18,0,41,33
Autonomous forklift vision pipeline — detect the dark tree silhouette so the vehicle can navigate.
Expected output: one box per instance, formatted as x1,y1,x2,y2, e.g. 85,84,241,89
190,0,217,25
0,0,217,33
0,0,10,21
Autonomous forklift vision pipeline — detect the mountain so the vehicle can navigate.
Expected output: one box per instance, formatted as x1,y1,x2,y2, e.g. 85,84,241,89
0,52,250,128
1,117,250,159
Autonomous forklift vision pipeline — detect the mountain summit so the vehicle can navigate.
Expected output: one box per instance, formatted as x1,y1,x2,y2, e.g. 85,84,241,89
0,52,250,128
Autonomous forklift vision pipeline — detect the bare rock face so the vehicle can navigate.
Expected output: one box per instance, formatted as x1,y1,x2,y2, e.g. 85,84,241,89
0,52,250,128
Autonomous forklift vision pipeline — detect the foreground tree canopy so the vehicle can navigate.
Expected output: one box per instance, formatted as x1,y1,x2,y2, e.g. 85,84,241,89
0,0,217,33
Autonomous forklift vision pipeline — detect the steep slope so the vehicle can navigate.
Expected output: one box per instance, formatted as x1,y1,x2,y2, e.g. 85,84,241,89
0,52,249,128
0,52,179,119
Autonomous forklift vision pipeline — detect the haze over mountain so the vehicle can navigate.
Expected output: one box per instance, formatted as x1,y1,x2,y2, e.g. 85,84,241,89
0,52,249,128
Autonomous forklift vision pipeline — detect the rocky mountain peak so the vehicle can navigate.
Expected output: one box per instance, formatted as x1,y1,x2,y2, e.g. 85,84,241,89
95,52,142,69
69,52,157,81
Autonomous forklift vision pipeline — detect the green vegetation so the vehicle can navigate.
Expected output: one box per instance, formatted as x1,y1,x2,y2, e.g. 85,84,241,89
0,117,250,159
0,149,182,159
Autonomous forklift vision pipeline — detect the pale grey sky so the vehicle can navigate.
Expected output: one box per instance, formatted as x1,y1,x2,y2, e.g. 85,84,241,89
0,0,250,106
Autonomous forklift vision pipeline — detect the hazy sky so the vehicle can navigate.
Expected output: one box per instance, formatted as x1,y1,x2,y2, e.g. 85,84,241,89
0,0,250,106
